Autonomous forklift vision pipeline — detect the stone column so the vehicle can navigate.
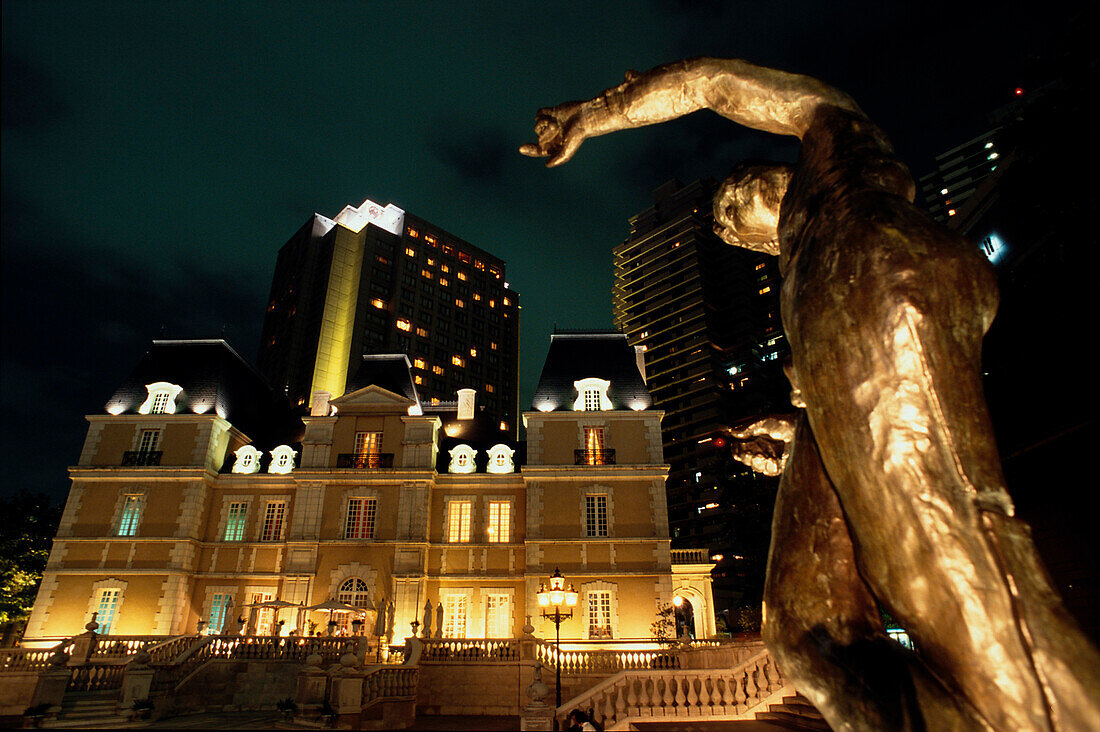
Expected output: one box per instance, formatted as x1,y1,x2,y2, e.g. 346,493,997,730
295,654,327,718
120,649,155,711
519,661,553,731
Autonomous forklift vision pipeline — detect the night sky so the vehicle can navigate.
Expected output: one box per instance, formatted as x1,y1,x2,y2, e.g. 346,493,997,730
2,1,1085,501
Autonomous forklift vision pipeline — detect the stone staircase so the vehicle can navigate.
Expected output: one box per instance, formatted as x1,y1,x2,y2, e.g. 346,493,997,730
754,693,830,730
42,691,139,729
230,661,299,710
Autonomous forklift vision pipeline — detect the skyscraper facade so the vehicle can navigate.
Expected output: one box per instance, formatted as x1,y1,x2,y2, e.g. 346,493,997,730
257,198,520,434
612,179,790,612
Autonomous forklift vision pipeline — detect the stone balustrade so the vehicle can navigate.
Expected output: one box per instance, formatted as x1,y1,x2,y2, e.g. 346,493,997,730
536,642,681,675
420,638,519,662
670,548,711,564
557,649,783,730
67,662,127,692
0,645,70,672
363,665,419,705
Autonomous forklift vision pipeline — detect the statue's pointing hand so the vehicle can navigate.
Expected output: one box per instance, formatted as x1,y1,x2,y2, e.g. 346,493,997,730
519,102,588,167
729,415,797,477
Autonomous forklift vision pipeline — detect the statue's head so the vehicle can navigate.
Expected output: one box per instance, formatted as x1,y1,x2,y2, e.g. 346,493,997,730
713,162,793,256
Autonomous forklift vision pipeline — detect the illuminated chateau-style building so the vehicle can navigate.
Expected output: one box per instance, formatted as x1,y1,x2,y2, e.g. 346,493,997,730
257,197,520,436
25,333,716,645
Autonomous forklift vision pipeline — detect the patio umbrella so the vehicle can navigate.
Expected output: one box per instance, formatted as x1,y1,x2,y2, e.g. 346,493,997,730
248,599,301,634
434,601,443,639
422,600,432,637
304,598,370,635
373,598,389,638
386,600,395,638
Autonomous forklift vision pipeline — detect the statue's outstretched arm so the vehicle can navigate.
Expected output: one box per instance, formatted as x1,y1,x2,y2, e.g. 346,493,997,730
520,57,860,166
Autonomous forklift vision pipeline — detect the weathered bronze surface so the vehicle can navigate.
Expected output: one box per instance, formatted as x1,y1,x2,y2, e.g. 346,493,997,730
522,58,1100,731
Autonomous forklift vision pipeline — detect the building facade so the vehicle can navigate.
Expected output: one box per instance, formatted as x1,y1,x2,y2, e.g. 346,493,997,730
612,180,789,613
26,334,715,646
257,197,521,436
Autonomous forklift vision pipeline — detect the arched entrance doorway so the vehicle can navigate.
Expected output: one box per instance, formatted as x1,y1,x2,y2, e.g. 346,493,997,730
673,595,695,639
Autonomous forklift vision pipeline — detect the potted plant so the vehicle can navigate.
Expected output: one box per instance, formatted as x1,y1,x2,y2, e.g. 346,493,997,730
23,703,51,728
276,697,297,721
131,699,154,721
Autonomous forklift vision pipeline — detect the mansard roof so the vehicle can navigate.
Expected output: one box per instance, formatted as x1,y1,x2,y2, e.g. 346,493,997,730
425,400,524,472
343,354,421,406
530,332,653,411
105,339,302,445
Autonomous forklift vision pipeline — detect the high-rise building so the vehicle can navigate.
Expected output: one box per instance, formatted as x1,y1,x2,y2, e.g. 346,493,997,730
918,128,1003,223
613,179,790,613
258,198,521,434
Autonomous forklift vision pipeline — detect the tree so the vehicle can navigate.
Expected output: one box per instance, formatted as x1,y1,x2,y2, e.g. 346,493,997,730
0,493,62,633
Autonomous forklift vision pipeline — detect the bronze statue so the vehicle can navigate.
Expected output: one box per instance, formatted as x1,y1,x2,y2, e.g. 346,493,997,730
522,58,1100,730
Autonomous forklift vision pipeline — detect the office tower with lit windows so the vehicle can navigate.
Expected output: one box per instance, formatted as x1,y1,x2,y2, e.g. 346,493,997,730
918,128,1004,223
257,198,520,434
613,179,790,610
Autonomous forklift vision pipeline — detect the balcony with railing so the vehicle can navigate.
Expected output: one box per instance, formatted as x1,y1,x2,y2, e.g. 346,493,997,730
671,548,711,564
574,449,616,466
122,450,162,466
337,452,395,469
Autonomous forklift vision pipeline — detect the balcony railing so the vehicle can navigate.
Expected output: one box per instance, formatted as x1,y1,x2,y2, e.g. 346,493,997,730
122,450,162,466
337,452,395,469
574,449,616,466
671,548,711,564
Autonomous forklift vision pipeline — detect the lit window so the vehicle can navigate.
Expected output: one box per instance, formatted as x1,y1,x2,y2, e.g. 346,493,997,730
432,365,444,375
473,292,482,301
96,589,122,635
489,299,496,308
426,257,435,266
371,298,386,310
455,298,465,308
490,342,498,350
344,497,377,539
448,445,477,474
940,188,949,195
414,375,423,385
469,347,478,357
396,319,411,331
426,235,437,245
421,269,432,279
407,227,419,238
486,444,514,474
586,494,608,537
755,262,765,270
474,259,485,270
416,327,429,338
488,501,511,542
987,152,999,160
447,501,472,541
948,209,956,216
336,578,372,634
485,594,510,638
452,355,465,367
588,591,612,639
984,142,994,149
233,445,261,474
485,383,495,393
224,502,247,541
444,594,467,637
260,502,286,541
489,266,501,278
441,264,450,273
573,378,611,411
414,358,426,370
117,495,143,536
499,421,508,432
457,271,467,281
137,429,160,453
503,297,510,306
208,593,231,634
139,382,183,415
439,277,449,287
758,286,771,295
583,427,606,465
268,445,296,474
458,251,471,264
405,247,416,257
355,432,382,456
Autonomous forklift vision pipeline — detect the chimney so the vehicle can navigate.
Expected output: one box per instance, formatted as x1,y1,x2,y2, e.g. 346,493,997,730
310,391,332,417
634,346,648,383
457,389,476,420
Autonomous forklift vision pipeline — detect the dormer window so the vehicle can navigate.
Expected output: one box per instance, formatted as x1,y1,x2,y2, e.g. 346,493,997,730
232,445,262,474
486,444,515,474
572,378,612,412
448,445,477,474
138,382,183,415
268,445,297,474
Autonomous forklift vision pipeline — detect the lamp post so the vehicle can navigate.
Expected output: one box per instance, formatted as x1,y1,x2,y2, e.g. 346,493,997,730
536,567,578,728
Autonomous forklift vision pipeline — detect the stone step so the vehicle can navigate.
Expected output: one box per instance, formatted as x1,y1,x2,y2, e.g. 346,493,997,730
42,715,139,729
755,710,831,731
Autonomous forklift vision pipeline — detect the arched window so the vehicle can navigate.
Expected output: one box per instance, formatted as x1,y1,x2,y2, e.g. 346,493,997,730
336,578,372,635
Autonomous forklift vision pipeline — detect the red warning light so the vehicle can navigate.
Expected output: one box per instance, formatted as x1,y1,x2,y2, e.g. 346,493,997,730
1014,87,1025,96
714,438,725,447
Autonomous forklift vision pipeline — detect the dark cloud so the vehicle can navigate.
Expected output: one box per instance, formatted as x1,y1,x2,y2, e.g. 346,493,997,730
428,120,512,186
1,184,266,501
1,52,69,132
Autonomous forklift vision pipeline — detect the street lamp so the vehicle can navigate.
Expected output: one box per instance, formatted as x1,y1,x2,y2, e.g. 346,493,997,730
537,567,578,725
